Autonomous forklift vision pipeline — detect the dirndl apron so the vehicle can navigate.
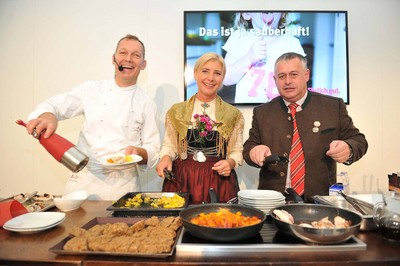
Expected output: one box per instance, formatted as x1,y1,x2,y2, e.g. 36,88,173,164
162,129,239,204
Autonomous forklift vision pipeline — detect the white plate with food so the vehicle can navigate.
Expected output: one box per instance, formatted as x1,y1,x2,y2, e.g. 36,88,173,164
3,212,66,233
101,153,142,169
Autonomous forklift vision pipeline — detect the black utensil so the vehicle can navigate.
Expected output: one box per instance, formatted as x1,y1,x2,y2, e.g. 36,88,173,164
163,169,176,180
163,169,182,192
263,154,289,167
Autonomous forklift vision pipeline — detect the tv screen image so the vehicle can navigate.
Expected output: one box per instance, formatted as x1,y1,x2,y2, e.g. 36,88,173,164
184,11,349,105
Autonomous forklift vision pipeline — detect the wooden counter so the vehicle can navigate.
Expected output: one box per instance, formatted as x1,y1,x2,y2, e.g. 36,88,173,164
1,200,399,265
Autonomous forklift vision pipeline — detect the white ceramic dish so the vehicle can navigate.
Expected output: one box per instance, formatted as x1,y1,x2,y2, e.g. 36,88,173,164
3,212,65,232
101,154,142,170
237,190,286,216
53,190,87,211
238,189,285,200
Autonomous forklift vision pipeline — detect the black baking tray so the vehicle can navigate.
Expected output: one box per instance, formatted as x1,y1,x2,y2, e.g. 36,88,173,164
49,216,183,258
107,192,189,217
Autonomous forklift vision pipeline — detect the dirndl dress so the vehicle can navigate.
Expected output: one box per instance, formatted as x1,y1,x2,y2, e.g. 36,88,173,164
162,129,239,204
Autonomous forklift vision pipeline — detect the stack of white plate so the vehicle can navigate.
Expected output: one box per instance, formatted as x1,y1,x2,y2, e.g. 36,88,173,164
238,190,286,215
3,212,65,233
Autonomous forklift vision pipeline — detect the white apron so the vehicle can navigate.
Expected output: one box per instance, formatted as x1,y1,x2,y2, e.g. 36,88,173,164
64,162,141,200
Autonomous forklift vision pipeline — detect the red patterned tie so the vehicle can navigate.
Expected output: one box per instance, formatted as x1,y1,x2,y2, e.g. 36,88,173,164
289,103,305,195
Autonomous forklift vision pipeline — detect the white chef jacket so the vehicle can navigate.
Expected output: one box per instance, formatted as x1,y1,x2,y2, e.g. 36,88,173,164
28,79,160,200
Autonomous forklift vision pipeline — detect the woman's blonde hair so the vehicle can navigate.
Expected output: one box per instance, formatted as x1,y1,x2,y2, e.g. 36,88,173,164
193,52,226,77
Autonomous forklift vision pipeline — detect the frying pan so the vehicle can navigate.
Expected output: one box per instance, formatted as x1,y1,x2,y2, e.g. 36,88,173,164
179,203,266,242
270,204,362,244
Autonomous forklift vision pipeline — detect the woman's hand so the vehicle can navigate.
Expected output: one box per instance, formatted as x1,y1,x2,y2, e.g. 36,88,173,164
212,158,235,176
156,155,173,178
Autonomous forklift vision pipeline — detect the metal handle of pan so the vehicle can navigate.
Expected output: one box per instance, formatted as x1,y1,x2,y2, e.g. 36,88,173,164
208,188,219,203
284,188,304,204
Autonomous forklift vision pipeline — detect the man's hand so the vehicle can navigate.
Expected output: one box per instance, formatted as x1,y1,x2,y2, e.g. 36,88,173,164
249,145,272,167
326,140,352,163
26,112,58,139
125,146,148,165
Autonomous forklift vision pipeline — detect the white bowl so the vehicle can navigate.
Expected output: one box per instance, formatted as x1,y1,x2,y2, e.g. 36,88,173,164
53,190,87,211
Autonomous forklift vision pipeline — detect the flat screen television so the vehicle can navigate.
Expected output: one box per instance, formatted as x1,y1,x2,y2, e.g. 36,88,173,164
184,10,350,105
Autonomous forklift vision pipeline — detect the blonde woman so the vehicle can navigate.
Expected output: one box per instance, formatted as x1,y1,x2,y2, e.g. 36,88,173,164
156,52,244,203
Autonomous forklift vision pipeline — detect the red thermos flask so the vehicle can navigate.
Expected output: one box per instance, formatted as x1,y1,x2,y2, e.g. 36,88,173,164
16,119,89,173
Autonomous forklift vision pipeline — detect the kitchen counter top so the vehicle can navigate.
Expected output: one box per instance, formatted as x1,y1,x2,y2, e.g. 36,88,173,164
1,200,399,266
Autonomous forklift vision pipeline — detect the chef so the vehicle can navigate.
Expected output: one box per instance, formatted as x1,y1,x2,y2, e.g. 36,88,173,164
25,34,160,200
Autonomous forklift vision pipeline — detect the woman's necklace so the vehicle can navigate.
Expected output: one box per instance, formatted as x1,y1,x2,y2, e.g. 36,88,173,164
201,102,210,109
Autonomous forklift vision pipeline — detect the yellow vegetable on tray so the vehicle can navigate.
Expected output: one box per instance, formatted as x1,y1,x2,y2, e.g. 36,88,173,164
150,194,185,209
123,193,185,209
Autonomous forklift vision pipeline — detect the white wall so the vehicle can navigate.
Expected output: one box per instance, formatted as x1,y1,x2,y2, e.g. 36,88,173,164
1,0,399,197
